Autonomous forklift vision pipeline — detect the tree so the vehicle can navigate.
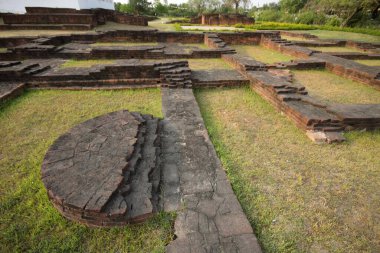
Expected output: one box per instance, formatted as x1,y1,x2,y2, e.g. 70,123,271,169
129,0,151,15
227,0,243,13
188,0,206,14
317,0,380,27
280,0,307,13
154,0,168,16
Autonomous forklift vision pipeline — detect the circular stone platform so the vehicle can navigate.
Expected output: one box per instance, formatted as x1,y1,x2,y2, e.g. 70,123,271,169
41,110,161,227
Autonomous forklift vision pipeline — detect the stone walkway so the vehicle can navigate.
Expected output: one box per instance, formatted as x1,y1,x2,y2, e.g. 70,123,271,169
161,88,261,253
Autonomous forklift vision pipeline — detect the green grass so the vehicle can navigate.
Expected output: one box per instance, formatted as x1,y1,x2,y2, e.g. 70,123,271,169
180,43,210,50
293,70,380,104
92,42,158,47
281,35,314,41
242,22,314,31
308,46,365,53
61,60,116,68
195,87,380,253
233,45,294,64
0,89,175,252
355,59,380,66
240,22,380,38
292,30,380,43
149,18,178,31
187,59,233,70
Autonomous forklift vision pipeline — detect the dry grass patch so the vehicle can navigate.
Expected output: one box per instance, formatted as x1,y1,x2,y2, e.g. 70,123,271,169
234,45,294,64
0,89,175,252
187,59,232,70
308,46,365,53
195,87,380,253
61,59,116,68
355,59,380,66
293,69,380,104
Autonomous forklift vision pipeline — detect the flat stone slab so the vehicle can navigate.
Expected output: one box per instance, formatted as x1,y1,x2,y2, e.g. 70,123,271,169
191,70,248,87
161,88,261,253
0,82,25,103
41,110,161,226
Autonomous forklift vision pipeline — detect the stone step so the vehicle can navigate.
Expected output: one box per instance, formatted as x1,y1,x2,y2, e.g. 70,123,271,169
23,65,51,75
0,61,21,68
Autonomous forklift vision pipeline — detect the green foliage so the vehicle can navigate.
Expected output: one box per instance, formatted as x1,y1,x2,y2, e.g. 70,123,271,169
241,21,380,37
245,21,316,30
280,0,307,13
256,9,281,22
325,15,342,26
296,11,326,25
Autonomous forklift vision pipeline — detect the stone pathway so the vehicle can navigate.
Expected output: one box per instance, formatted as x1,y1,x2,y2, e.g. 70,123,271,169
161,88,261,253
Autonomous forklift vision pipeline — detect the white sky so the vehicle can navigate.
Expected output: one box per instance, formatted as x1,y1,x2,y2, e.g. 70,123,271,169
115,0,279,7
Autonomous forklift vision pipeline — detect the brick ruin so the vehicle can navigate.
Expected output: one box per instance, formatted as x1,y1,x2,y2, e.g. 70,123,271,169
0,28,379,251
0,7,149,30
0,29,379,142
190,13,255,26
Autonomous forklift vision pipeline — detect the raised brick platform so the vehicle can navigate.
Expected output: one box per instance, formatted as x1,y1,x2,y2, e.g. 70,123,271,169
0,7,149,30
41,110,162,226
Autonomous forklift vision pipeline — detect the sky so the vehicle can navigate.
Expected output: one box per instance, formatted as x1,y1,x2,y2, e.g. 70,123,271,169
115,0,279,7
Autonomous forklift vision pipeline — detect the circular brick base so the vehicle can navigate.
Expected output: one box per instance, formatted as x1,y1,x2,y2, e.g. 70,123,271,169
41,110,161,227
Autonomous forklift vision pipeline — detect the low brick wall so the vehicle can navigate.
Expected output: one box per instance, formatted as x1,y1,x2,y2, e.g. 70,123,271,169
195,14,254,26
218,32,266,45
3,14,98,25
114,14,148,26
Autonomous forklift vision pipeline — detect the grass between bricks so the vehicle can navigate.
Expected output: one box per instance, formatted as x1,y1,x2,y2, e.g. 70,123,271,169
195,87,380,253
237,22,380,38
0,89,175,253
307,46,365,53
293,69,380,104
186,59,233,70
289,30,380,43
355,59,380,66
61,59,116,68
233,45,294,64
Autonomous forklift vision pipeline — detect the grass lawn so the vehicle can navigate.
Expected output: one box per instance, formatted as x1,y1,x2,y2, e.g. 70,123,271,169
61,59,116,68
180,43,210,49
292,30,380,43
355,59,380,66
187,59,233,70
148,18,177,31
0,89,175,252
308,46,365,53
293,70,380,104
195,87,380,253
281,35,314,41
233,45,294,64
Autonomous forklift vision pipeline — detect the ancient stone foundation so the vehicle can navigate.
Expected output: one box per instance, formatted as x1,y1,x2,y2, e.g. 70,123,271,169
191,14,254,26
41,110,162,226
0,7,149,30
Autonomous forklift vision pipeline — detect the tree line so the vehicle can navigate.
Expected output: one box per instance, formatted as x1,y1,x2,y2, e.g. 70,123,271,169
114,0,380,28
